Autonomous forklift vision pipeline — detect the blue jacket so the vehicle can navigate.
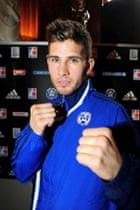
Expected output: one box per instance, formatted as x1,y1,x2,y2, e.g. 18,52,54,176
11,79,140,210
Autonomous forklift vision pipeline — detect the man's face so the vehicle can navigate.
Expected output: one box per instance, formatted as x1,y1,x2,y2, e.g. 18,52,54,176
47,39,90,96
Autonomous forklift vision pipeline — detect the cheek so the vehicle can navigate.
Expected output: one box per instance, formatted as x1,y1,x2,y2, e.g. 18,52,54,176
48,67,56,77
74,72,87,87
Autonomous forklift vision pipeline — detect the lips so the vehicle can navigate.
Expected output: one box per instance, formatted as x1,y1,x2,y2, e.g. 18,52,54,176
57,80,70,87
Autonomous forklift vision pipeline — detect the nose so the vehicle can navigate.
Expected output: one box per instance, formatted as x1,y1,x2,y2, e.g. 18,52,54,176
58,61,69,76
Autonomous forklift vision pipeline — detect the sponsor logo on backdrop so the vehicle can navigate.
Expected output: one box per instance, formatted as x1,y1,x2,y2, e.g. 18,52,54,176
28,46,38,59
131,109,140,121
133,69,140,80
28,88,37,99
11,46,20,58
46,88,58,100
32,70,49,75
0,146,8,157
105,88,117,99
0,131,5,138
8,170,15,177
106,49,121,60
0,66,6,78
12,112,29,117
0,108,7,119
13,69,26,76
5,89,21,99
102,72,126,77
12,128,21,139
129,49,138,61
122,91,137,101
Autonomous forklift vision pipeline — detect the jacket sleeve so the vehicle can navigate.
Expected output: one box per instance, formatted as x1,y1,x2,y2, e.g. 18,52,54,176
11,123,48,183
104,105,140,210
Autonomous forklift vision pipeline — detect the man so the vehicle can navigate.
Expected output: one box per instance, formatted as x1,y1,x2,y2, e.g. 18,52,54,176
11,19,140,210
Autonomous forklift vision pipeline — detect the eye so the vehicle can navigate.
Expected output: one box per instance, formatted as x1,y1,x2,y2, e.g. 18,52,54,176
48,56,60,63
68,56,81,64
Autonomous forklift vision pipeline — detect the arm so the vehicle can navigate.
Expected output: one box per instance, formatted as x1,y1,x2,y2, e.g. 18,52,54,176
11,103,56,183
11,124,48,183
104,153,140,210
76,105,140,209
104,118,140,209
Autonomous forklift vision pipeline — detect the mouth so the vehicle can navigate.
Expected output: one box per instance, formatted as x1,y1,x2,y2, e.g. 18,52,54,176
57,79,71,88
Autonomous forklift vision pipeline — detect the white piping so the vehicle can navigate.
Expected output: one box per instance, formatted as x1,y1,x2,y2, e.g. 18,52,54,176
32,170,41,210
67,79,90,116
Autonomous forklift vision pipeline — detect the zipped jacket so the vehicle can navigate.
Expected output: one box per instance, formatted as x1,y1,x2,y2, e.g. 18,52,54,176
11,80,140,210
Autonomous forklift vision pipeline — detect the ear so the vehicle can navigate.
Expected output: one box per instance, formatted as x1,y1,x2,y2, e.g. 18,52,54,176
86,58,95,77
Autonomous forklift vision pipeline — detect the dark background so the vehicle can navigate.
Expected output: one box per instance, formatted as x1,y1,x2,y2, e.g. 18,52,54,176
101,0,140,44
1,1,140,209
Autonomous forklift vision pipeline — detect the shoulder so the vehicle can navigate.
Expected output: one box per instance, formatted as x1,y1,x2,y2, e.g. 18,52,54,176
88,89,130,118
89,89,121,106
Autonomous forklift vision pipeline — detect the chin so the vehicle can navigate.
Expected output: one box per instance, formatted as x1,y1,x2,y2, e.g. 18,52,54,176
57,89,72,96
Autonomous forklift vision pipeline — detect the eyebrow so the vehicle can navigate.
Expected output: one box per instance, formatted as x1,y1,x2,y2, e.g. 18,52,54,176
47,55,84,59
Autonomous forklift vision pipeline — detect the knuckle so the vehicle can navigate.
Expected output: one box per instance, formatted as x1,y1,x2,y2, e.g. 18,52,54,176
104,127,112,137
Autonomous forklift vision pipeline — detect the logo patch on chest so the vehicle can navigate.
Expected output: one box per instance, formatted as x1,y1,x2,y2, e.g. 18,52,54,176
77,112,91,126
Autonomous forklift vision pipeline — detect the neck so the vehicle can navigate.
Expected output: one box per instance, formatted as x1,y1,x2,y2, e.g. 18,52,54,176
65,79,88,110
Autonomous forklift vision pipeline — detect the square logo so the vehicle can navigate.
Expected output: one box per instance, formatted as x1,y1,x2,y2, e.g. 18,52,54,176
11,46,20,58
28,47,38,58
28,88,37,99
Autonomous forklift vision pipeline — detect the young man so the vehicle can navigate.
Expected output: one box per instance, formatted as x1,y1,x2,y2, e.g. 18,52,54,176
11,19,140,210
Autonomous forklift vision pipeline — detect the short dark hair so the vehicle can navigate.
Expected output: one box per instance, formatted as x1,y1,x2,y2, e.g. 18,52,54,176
46,19,93,60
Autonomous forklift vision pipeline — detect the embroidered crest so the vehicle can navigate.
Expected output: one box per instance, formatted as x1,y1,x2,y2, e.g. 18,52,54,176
77,112,91,126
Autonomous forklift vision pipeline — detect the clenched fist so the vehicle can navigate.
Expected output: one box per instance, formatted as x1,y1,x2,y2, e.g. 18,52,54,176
29,103,56,135
76,127,122,181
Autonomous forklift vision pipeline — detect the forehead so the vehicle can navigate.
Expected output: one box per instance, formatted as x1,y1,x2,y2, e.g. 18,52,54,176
48,40,84,56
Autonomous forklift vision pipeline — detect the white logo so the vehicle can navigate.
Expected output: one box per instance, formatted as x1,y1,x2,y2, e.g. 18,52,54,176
105,88,117,99
77,112,91,126
12,128,21,139
46,88,58,100
5,89,21,99
122,91,137,101
12,112,29,117
129,49,138,61
0,131,4,138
